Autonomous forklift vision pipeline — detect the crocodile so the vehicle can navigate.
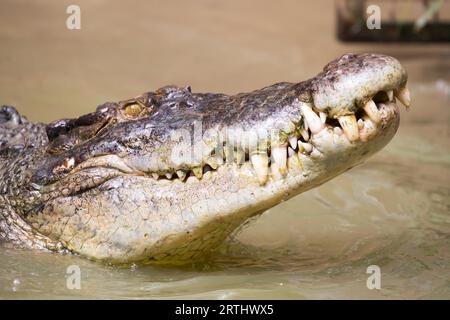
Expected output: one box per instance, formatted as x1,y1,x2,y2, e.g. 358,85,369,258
0,53,411,265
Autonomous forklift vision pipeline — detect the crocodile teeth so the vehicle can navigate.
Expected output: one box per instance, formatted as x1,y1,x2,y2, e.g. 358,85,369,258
224,146,232,163
271,163,283,180
165,172,173,179
300,103,324,134
361,116,376,141
395,86,411,109
206,157,218,169
357,119,364,129
288,146,295,157
386,90,394,101
363,116,376,130
300,128,310,141
319,112,327,123
250,153,269,185
287,149,301,169
193,167,203,179
271,145,287,175
176,170,187,181
338,115,359,142
152,173,159,180
303,116,309,131
215,154,224,166
289,136,297,149
333,127,343,135
363,99,381,124
299,142,313,154
234,148,245,165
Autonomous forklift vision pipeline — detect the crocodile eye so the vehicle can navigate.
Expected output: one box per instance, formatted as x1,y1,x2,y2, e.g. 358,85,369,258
125,104,142,117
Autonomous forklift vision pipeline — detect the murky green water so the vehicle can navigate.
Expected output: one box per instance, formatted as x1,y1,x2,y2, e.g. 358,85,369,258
0,0,449,299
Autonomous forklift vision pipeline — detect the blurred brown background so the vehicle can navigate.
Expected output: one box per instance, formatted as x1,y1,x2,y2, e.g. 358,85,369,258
0,0,449,125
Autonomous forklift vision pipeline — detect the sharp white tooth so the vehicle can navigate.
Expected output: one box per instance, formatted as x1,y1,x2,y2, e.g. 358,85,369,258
288,146,295,157
300,128,310,141
152,173,159,180
193,167,203,179
361,116,376,141
271,163,283,180
250,153,269,185
234,148,245,165
216,155,224,166
362,115,375,130
165,172,173,179
386,90,394,101
299,142,313,154
215,146,224,158
363,100,381,124
203,170,212,179
300,129,310,141
319,112,327,123
224,146,232,163
214,147,224,166
333,127,343,135
176,170,187,181
288,151,301,169
338,115,359,142
186,175,198,183
271,145,287,175
357,119,364,129
395,86,411,109
303,116,309,131
300,103,324,134
289,136,297,149
206,157,218,169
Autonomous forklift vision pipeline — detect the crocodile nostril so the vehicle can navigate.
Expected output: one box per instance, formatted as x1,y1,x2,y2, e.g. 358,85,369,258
46,119,73,141
0,105,23,126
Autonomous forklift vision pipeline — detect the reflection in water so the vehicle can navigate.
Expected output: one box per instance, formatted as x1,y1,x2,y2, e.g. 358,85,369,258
1,124,449,299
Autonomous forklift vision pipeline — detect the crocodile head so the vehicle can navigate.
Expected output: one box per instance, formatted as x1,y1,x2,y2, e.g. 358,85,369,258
2,53,410,264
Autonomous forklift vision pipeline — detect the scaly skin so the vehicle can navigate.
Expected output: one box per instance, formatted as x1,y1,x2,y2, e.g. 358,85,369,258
0,54,410,265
